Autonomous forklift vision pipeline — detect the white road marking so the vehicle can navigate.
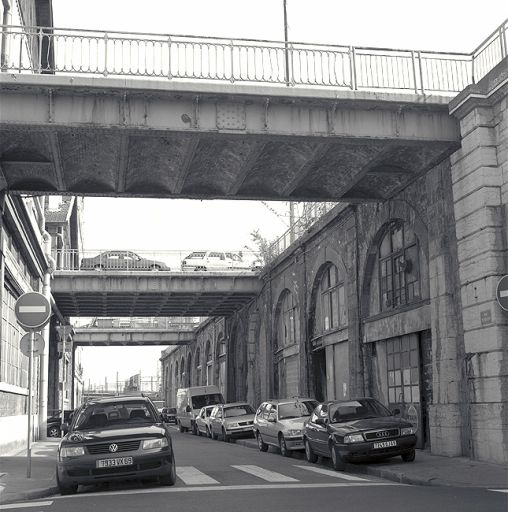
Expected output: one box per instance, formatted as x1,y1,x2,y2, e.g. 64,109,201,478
232,465,298,482
176,466,219,485
293,465,368,481
50,481,400,500
0,501,53,510
18,306,47,313
489,489,508,493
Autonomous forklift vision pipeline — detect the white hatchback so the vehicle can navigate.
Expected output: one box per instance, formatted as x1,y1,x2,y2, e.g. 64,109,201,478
180,251,257,271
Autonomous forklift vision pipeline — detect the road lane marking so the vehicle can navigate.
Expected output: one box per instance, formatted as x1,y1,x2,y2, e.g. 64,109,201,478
231,465,298,482
49,481,401,500
489,489,508,493
293,465,368,481
0,501,53,510
176,466,219,485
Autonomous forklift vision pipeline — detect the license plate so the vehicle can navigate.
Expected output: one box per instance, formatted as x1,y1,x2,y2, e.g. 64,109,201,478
96,457,133,468
373,440,397,449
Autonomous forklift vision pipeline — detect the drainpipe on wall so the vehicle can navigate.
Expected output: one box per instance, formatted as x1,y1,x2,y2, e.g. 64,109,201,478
1,0,11,72
38,231,55,440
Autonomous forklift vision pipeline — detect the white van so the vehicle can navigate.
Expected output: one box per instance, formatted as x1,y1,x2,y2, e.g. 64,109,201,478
176,385,224,434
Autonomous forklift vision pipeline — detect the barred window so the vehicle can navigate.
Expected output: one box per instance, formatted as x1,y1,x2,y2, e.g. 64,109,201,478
387,336,420,404
195,347,201,386
276,290,298,349
379,222,420,311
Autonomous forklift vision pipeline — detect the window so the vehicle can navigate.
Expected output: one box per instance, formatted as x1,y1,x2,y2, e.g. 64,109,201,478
379,222,420,311
195,348,201,386
319,265,346,331
205,341,213,385
276,290,298,349
387,335,420,404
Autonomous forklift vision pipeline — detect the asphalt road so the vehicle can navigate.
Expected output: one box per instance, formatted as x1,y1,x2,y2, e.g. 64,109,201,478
2,426,506,512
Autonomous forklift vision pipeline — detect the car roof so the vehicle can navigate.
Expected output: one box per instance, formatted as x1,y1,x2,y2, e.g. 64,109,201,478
261,397,316,405
222,402,252,408
83,395,151,406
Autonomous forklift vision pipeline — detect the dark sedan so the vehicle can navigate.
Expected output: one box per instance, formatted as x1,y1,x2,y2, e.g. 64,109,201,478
161,407,177,424
303,397,417,471
47,410,74,438
80,251,170,271
56,396,176,495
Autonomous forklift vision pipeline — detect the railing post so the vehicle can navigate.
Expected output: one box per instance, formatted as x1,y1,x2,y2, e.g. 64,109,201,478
230,40,235,83
500,25,507,58
103,32,109,77
417,51,425,94
410,50,418,94
167,36,172,79
37,27,43,73
471,53,476,85
349,46,357,90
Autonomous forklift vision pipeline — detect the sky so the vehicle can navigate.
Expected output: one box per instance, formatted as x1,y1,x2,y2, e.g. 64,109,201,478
50,0,508,390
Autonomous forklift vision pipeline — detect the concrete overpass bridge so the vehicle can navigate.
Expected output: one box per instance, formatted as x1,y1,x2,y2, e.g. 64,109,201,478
4,24,502,202
51,270,262,317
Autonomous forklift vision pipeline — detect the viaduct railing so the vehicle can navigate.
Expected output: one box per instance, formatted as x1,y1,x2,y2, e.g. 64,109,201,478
0,19,506,94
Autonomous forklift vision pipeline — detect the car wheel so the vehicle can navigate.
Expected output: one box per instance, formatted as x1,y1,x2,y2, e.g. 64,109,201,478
304,438,318,463
401,449,416,462
192,422,198,436
57,472,78,495
212,429,219,441
256,431,268,452
159,457,176,486
330,443,345,471
207,427,212,439
279,434,291,457
47,426,60,438
178,421,185,433
94,264,103,271
222,428,230,443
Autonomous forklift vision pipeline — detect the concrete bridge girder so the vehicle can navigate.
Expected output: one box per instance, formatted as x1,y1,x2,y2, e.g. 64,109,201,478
72,328,195,346
0,75,460,201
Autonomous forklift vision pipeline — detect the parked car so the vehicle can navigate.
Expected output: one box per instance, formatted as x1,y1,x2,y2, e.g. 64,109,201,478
80,250,170,271
176,385,224,435
47,410,74,438
180,251,259,272
195,406,215,438
209,402,256,442
302,397,417,471
161,407,177,424
56,395,176,495
254,398,318,456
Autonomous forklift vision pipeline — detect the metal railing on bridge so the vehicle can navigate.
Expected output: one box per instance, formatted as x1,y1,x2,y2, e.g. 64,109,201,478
0,20,506,94
81,317,203,330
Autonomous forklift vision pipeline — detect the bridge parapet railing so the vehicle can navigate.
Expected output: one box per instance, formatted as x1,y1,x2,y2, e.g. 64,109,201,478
80,317,202,330
0,20,506,94
54,248,262,272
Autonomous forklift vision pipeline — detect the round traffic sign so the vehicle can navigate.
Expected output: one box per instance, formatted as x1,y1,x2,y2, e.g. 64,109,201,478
496,275,508,312
14,292,51,330
20,332,45,357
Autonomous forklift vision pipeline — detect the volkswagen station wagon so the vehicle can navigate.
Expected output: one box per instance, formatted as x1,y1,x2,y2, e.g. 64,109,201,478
303,397,417,471
56,396,176,495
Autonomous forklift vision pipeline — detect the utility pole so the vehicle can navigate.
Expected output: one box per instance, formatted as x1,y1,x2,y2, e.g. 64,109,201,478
283,0,290,86
289,202,296,244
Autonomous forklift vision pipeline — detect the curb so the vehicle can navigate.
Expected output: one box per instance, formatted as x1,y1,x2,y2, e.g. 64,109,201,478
1,484,58,505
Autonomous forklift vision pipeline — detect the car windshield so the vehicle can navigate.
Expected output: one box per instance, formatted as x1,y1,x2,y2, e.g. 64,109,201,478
224,405,254,417
278,401,317,420
187,252,206,259
329,399,392,423
73,401,157,430
191,393,224,409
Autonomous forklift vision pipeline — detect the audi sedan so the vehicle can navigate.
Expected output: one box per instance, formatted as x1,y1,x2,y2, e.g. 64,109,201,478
80,251,170,271
56,396,176,495
303,397,417,471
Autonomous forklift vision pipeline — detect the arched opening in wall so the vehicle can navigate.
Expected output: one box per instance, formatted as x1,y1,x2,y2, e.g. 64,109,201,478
274,289,299,399
205,340,213,385
216,335,226,396
195,347,202,386
363,219,431,450
308,263,347,402
175,361,179,392
180,357,185,389
186,353,192,387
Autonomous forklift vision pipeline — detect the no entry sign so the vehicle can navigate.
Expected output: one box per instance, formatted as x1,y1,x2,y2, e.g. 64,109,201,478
496,275,508,312
15,292,51,330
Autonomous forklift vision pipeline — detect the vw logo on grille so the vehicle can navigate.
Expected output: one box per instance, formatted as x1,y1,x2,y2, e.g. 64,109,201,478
109,443,119,453
375,431,390,438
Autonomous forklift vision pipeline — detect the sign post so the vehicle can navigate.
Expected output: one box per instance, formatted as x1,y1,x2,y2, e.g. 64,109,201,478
14,292,52,479
496,275,508,312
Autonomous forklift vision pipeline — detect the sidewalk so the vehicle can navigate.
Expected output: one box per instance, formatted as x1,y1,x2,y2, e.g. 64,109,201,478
0,440,59,505
235,438,508,489
1,438,507,505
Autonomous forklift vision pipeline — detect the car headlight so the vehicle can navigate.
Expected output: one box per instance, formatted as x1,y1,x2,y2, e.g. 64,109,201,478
142,437,169,450
60,446,85,458
343,433,364,444
401,426,417,436
286,429,302,436
227,422,239,428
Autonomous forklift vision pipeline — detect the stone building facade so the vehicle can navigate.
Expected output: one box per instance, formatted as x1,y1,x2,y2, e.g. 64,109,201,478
161,61,507,465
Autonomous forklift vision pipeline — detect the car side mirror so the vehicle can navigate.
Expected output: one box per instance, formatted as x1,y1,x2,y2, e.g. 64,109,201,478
185,405,191,413
392,408,401,416
61,422,69,434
